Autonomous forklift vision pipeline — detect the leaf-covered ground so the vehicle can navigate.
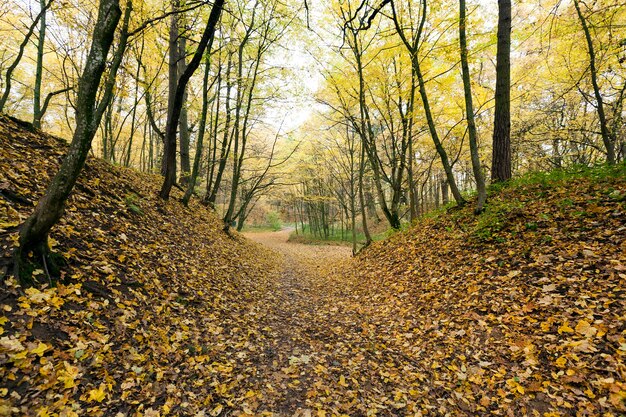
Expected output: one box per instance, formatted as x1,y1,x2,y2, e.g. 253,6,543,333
1,115,626,416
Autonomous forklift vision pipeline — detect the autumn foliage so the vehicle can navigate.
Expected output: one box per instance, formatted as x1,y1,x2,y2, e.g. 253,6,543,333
0,116,279,415
346,166,626,414
1,115,626,415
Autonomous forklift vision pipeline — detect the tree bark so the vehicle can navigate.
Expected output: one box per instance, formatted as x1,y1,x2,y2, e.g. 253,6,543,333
491,0,512,182
160,0,225,199
178,33,192,184
14,0,123,281
183,52,215,206
459,0,487,212
32,0,47,129
573,0,615,164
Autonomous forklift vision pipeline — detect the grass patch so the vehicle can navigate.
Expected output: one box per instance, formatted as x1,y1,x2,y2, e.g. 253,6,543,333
489,163,626,194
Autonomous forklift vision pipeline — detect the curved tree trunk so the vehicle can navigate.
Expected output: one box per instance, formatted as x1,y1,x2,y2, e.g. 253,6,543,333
573,0,615,164
160,0,225,199
14,0,124,282
32,0,47,129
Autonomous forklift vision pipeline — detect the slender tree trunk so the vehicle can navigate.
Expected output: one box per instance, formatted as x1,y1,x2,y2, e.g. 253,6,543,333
204,66,221,203
124,40,145,167
207,53,233,207
491,0,512,182
178,34,192,185
183,52,214,206
390,0,465,205
459,0,487,212
32,0,47,128
14,0,123,281
573,0,615,164
358,141,372,246
0,0,54,113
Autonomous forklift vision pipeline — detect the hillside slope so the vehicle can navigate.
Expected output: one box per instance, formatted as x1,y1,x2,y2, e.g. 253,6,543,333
0,116,280,416
344,167,626,415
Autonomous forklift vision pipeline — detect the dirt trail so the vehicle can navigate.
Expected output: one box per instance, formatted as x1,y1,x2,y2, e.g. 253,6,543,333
241,230,425,417
243,230,354,415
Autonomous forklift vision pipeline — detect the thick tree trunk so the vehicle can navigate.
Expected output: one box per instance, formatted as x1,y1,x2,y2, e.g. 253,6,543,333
14,0,123,281
491,0,512,182
164,0,179,177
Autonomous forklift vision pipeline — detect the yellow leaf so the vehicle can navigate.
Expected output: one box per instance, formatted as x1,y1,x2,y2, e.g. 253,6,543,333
210,404,223,416
30,342,49,357
338,375,348,387
575,320,597,338
58,362,80,389
10,350,28,361
0,221,20,229
555,357,567,368
557,322,574,334
36,407,51,417
87,384,106,402
48,237,59,249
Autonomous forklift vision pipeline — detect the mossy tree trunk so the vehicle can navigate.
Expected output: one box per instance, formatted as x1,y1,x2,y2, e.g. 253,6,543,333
14,0,127,283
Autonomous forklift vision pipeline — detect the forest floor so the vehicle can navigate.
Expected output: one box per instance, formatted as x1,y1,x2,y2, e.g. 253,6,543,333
1,115,626,416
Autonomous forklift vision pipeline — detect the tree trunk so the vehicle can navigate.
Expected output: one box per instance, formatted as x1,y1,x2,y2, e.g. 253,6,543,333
0,0,53,113
164,0,179,177
160,0,225,199
183,52,215,206
207,53,234,207
390,0,465,205
491,0,512,182
178,34,191,185
32,0,47,129
358,142,372,246
573,0,615,164
459,0,487,212
14,0,123,282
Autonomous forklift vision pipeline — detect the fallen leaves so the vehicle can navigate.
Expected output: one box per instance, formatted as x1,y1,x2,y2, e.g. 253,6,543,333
0,116,280,416
1,115,626,415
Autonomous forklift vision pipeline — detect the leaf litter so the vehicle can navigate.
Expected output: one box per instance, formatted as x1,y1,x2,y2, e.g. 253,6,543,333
1,115,626,416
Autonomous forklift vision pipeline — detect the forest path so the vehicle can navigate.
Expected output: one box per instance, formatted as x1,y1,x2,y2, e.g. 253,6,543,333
240,230,427,416
243,230,357,415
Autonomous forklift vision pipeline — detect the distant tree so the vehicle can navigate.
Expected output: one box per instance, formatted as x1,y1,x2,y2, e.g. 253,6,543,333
0,0,54,113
